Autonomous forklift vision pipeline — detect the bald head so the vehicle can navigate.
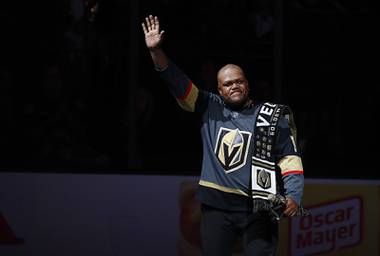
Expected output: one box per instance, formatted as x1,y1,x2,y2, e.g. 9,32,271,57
216,64,250,108
217,64,246,84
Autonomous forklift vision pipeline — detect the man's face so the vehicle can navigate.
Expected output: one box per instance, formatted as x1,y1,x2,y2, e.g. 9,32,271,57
217,67,249,107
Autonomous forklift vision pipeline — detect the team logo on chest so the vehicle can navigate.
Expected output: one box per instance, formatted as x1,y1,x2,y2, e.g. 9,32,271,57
214,127,252,173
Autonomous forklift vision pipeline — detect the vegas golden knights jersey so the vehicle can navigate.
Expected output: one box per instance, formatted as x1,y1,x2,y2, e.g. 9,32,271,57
159,62,304,211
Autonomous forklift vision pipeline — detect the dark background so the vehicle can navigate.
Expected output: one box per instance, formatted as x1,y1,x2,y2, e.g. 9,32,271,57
0,0,377,178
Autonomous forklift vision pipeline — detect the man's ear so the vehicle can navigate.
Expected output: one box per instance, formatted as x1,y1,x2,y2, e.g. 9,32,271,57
217,84,222,95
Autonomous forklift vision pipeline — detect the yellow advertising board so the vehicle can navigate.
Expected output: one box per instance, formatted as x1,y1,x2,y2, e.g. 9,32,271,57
278,180,380,256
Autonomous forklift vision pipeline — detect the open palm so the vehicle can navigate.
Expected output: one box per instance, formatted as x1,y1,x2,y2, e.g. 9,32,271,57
142,15,164,50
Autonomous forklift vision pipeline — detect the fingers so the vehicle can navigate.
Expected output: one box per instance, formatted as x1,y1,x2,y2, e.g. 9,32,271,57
284,197,299,217
149,15,155,30
154,16,160,31
142,22,148,34
283,208,292,216
145,16,152,30
284,208,297,217
142,15,160,33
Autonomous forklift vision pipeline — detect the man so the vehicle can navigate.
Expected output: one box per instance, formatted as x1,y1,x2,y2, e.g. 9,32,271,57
142,15,304,256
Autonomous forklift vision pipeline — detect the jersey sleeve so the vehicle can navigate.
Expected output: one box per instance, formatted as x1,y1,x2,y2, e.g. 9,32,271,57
158,61,208,112
274,117,305,205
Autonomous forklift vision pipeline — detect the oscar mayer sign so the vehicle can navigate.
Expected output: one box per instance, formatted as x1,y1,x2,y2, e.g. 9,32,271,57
289,196,362,255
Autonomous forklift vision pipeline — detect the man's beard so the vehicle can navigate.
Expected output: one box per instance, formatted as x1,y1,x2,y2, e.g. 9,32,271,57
224,97,252,110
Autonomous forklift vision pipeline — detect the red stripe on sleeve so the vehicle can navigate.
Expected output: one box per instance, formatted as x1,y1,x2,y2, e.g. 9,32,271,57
282,170,304,177
178,80,193,100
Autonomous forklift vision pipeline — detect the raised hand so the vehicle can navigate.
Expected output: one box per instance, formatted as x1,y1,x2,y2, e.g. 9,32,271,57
142,15,164,50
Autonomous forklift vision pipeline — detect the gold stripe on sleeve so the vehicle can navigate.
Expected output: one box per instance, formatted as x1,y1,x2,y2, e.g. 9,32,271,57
176,83,199,112
278,155,304,176
199,180,249,197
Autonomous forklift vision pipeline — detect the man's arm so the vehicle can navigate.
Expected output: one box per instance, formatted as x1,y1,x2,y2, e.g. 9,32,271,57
275,117,305,217
142,15,203,112
142,15,168,71
282,171,304,217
